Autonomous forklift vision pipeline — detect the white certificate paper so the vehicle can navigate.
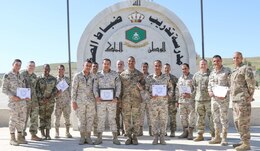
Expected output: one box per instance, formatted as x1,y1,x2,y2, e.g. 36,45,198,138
56,80,69,92
17,88,31,99
179,86,191,94
100,89,114,101
152,85,167,96
213,85,228,97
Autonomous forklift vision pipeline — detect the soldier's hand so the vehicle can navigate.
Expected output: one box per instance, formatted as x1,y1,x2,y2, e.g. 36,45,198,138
182,93,191,98
96,97,101,103
12,96,21,102
176,102,179,107
137,83,143,91
112,98,118,104
25,98,31,101
208,91,214,97
56,90,62,96
152,95,158,99
247,96,254,102
72,102,78,110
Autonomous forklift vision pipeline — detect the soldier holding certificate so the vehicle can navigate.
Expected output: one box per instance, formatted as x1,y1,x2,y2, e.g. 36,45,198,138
142,60,173,145
93,58,121,145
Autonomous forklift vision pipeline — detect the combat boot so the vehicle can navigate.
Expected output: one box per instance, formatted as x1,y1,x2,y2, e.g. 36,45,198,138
17,132,28,144
94,132,102,145
210,132,215,141
45,129,51,140
117,129,120,136
149,126,153,136
125,133,132,145
31,134,42,141
209,128,221,144
79,132,85,145
122,129,125,135
112,132,121,145
132,134,138,145
85,132,93,144
66,127,72,138
194,130,204,141
152,133,158,145
10,133,19,146
221,128,228,146
170,129,175,137
235,141,251,151
187,127,194,140
233,141,242,148
138,126,143,136
178,127,188,138
41,129,46,140
93,126,98,136
160,133,166,145
55,128,59,138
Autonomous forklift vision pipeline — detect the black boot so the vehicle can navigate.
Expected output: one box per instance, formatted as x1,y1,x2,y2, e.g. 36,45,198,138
46,129,51,140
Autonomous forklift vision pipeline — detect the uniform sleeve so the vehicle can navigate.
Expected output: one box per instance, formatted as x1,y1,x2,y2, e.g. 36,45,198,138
192,74,197,100
245,67,256,97
1,74,14,97
71,74,79,102
208,73,213,93
50,78,58,100
167,78,174,98
36,78,44,101
93,76,99,98
175,78,180,102
115,74,121,98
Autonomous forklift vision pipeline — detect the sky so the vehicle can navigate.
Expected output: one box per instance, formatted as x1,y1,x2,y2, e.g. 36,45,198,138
0,0,260,73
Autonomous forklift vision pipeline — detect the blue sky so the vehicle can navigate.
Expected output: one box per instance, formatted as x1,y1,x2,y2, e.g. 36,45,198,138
0,0,259,73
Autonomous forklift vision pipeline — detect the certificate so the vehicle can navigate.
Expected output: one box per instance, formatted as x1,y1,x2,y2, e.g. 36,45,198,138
17,88,31,99
179,86,191,94
100,88,114,101
56,80,69,92
213,85,228,97
152,85,167,96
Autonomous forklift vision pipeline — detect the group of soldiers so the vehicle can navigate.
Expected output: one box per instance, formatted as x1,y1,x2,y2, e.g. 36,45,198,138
2,51,255,151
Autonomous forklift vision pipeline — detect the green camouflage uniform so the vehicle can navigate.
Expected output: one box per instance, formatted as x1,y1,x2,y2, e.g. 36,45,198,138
192,70,214,134
93,70,121,133
72,72,96,133
21,71,39,135
36,74,57,130
55,76,71,129
230,63,255,143
144,73,173,135
2,71,27,133
120,69,143,136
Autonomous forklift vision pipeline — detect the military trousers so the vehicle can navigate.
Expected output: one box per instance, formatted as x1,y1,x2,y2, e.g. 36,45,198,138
23,100,39,135
76,102,95,132
54,101,71,128
211,99,229,130
179,102,196,128
39,101,55,130
168,101,177,131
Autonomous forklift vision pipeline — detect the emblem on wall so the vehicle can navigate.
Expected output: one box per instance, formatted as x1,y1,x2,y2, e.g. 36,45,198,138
126,26,146,43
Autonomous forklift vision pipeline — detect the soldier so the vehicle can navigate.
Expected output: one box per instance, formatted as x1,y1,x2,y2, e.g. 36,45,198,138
230,52,255,151
116,60,125,136
54,65,72,138
36,64,57,140
93,58,121,145
142,60,173,145
208,55,231,146
2,59,29,146
71,59,96,145
192,59,214,141
120,56,144,145
21,61,42,141
176,63,195,140
139,62,151,136
164,63,178,137
91,62,99,136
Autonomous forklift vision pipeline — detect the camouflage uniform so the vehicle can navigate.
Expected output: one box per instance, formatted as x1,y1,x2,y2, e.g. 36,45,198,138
21,71,39,136
72,72,96,134
120,69,143,137
36,74,57,130
55,76,71,129
192,70,214,138
208,67,231,131
93,70,121,133
167,74,178,135
230,63,255,148
116,71,124,135
176,73,196,129
145,73,173,136
2,71,27,134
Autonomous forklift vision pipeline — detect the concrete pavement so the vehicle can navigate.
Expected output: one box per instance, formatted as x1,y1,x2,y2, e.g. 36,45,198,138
1,127,260,151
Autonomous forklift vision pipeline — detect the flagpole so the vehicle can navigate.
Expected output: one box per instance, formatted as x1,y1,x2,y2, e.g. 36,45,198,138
67,0,72,82
200,0,205,59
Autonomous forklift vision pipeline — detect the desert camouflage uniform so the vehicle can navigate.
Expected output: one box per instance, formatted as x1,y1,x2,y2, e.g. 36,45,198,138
192,70,214,135
167,74,178,134
2,71,27,133
176,73,196,128
120,69,143,136
55,76,71,129
144,73,173,135
72,72,96,133
21,71,39,136
208,66,231,131
36,74,57,130
93,70,121,133
230,63,255,144
115,70,124,135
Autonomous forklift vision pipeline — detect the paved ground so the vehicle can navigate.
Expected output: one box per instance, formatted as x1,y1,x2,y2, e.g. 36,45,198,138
0,127,260,151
